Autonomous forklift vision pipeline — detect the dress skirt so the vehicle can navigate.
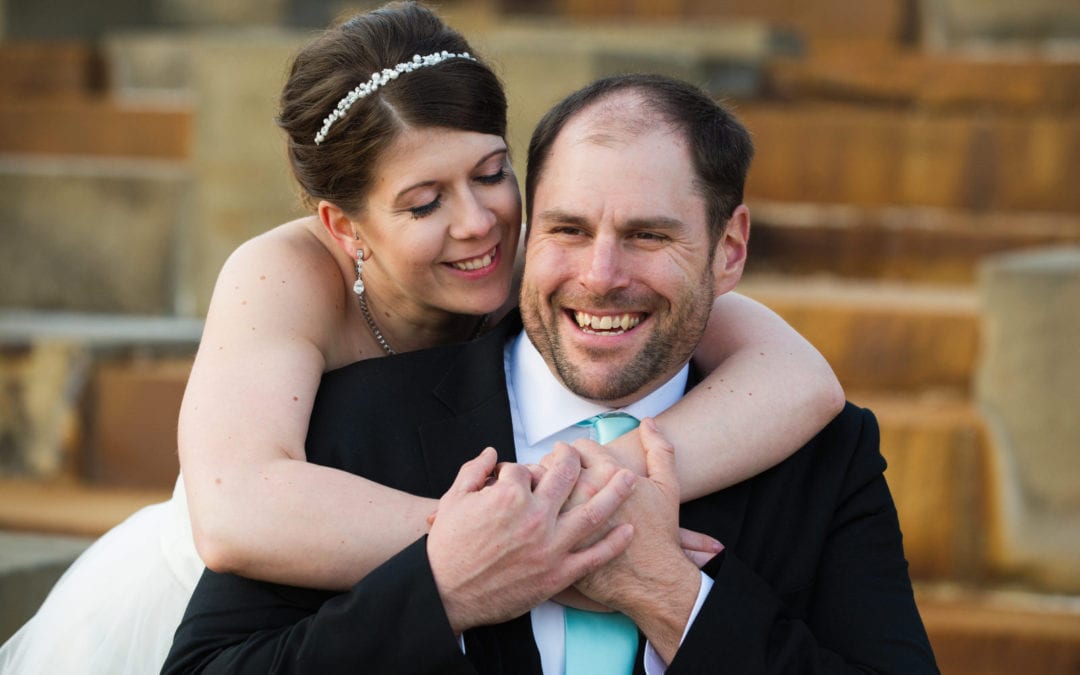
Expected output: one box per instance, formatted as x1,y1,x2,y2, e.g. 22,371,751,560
0,476,203,674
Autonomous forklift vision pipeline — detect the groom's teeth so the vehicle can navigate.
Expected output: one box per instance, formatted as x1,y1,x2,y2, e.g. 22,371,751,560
451,249,494,271
574,311,643,334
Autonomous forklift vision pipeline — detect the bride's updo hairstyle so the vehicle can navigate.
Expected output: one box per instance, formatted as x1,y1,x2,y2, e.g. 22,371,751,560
277,1,507,214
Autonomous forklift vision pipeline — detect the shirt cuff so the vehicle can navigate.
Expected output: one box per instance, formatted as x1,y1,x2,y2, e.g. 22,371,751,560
643,571,713,674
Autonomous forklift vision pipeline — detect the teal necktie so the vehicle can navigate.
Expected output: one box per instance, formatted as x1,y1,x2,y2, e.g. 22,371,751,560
564,413,640,675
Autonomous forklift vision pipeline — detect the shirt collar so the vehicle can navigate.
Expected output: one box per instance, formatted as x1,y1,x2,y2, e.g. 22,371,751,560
508,330,689,447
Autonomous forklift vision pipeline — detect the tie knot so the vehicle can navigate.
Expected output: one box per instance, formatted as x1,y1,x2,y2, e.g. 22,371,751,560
579,412,640,444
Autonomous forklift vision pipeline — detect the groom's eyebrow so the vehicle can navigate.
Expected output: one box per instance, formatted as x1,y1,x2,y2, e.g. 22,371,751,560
536,208,588,227
537,208,685,231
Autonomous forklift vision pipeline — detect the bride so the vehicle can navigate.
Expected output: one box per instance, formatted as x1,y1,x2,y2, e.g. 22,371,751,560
0,2,842,673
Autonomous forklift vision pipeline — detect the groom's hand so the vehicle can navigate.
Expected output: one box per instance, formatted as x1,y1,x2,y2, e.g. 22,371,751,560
427,445,637,634
573,418,703,663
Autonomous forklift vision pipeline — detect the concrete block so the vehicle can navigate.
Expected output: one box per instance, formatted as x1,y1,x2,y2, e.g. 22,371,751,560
921,0,1080,46
0,156,191,314
0,530,92,643
977,246,1080,592
85,357,192,490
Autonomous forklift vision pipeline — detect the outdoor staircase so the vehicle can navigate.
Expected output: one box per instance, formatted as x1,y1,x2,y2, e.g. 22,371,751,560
2,4,1079,672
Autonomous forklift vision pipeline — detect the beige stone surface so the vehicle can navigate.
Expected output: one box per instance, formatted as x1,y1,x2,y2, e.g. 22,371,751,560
0,156,191,314
156,0,287,26
183,31,307,315
476,19,786,207
922,0,1080,46
102,31,197,101
977,246,1080,591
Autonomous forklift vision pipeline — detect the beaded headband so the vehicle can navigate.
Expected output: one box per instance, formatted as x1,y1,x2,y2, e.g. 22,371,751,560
314,50,477,145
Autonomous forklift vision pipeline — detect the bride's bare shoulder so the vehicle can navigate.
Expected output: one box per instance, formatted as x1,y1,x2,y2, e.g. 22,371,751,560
207,216,350,322
218,216,342,282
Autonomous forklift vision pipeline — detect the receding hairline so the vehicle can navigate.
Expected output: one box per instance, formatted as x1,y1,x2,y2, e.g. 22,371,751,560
564,88,682,149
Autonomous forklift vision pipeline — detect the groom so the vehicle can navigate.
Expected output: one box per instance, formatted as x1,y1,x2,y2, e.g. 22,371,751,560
164,74,937,673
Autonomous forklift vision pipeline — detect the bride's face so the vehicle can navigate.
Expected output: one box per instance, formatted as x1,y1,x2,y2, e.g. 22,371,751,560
355,126,522,322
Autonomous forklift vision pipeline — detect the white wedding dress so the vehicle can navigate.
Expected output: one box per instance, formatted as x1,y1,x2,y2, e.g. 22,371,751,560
0,476,203,674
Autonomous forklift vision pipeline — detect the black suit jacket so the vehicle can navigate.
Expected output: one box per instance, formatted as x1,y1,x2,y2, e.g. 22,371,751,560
164,312,937,674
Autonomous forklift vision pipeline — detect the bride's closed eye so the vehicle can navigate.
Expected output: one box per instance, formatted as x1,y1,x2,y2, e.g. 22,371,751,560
475,168,508,185
409,196,441,219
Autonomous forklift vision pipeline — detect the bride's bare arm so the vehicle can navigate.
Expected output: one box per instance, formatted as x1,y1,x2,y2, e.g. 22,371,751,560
179,229,434,591
607,292,844,501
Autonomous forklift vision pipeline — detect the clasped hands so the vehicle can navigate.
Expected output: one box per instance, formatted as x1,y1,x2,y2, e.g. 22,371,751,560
427,418,721,659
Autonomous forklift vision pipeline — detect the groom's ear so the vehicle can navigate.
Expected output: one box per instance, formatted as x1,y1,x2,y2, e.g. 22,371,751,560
318,200,366,260
711,204,749,297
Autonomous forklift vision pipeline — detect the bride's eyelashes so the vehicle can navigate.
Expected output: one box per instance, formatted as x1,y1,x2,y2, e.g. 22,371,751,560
475,168,508,185
408,169,508,219
410,195,441,219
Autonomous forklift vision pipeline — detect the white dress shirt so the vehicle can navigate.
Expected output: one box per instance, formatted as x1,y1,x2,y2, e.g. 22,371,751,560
503,331,713,674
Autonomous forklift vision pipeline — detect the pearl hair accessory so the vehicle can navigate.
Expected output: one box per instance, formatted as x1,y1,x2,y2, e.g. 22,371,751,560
314,51,477,145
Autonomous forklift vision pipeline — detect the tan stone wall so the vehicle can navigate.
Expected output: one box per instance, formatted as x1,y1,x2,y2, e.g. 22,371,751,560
0,157,191,314
183,31,307,315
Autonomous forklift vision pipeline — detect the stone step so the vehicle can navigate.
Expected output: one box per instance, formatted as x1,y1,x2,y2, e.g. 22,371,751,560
856,393,991,582
0,155,192,314
740,277,980,394
0,390,990,584
768,45,1080,111
737,102,1080,213
0,42,105,100
84,356,193,489
0,99,192,159
0,480,169,538
746,200,1080,283
0,313,200,484
0,530,93,644
916,584,1080,674
542,0,911,44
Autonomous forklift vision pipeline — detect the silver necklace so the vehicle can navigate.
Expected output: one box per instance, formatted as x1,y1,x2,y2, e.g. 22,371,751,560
357,293,489,357
357,291,396,356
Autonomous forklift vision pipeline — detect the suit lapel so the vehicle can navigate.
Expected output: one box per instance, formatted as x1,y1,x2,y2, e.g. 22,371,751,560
417,312,521,494
415,312,544,673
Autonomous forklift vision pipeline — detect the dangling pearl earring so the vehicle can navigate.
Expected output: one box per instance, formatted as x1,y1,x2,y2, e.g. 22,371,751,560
353,249,365,297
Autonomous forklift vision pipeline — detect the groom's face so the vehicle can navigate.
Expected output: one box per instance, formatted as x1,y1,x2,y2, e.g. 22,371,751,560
520,97,720,407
